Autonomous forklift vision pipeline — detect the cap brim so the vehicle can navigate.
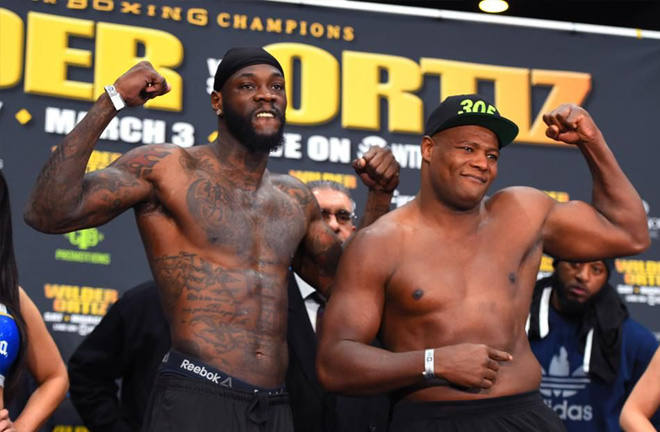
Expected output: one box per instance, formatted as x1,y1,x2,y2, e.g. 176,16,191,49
434,114,519,148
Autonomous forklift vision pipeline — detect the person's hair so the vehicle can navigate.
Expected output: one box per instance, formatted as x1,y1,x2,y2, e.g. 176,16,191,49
306,180,356,212
0,171,28,400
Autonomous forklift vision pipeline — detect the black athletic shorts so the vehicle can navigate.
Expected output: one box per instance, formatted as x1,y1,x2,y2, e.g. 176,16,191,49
389,391,565,432
142,352,294,432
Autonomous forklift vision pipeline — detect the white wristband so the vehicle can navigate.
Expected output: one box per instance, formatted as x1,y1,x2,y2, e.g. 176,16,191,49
422,348,435,379
104,85,126,111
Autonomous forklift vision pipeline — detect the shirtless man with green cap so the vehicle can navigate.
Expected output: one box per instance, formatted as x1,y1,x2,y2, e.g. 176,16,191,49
317,94,650,432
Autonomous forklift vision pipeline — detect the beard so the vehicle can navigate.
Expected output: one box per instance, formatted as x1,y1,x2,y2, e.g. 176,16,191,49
553,282,590,317
223,102,285,154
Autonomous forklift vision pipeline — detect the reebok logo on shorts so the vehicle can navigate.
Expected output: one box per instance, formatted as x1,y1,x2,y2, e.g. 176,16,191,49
180,359,233,388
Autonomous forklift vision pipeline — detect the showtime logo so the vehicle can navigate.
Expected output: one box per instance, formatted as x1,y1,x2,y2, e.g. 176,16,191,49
540,347,593,422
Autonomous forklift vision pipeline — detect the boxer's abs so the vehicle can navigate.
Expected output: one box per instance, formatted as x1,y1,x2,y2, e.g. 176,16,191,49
384,292,542,402
151,250,291,388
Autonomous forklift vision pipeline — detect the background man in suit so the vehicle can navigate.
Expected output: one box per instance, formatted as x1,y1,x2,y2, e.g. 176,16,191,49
287,180,392,432
68,281,170,432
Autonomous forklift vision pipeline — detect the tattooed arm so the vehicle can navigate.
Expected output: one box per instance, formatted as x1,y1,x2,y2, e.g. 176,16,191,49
351,145,400,230
24,62,171,233
280,147,400,296
272,175,342,297
295,210,344,298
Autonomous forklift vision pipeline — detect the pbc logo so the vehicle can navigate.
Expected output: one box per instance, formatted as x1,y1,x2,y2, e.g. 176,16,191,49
540,346,589,398
64,228,105,250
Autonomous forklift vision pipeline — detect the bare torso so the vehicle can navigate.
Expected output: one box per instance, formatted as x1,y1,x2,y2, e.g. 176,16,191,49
380,191,545,400
133,144,311,387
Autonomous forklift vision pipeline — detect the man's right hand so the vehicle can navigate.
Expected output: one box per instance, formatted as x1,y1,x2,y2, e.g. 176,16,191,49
113,61,171,107
434,343,512,389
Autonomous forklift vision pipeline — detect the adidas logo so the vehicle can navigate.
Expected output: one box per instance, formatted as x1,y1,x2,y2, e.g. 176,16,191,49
540,346,589,398
540,346,594,422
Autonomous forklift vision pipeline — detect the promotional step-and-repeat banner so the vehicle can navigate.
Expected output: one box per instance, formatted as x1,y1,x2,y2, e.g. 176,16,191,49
1,0,660,429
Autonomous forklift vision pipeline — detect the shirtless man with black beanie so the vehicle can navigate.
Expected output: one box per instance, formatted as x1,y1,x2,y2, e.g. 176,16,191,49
24,47,399,432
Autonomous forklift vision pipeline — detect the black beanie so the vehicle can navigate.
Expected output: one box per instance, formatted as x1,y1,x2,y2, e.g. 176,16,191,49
213,47,284,92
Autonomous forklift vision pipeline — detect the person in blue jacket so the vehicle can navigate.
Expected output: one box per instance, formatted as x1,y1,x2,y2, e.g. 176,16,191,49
528,258,660,431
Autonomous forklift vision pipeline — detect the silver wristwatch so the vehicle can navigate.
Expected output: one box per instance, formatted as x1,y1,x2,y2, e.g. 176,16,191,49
104,85,126,111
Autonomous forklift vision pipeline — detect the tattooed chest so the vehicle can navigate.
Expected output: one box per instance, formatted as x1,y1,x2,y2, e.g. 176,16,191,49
152,252,287,348
183,178,306,258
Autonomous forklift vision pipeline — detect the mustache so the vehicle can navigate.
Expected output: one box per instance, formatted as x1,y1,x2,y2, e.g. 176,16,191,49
251,105,285,121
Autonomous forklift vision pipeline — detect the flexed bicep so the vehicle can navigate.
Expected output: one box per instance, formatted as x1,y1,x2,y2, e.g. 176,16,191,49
26,144,175,233
541,104,649,259
543,199,646,261
24,61,174,234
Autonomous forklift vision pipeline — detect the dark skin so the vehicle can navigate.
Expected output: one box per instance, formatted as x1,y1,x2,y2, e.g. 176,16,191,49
24,61,400,388
317,105,650,401
551,260,608,313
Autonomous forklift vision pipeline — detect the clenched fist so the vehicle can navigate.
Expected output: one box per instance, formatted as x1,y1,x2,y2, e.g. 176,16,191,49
543,104,602,146
352,146,400,193
434,343,512,389
113,61,171,107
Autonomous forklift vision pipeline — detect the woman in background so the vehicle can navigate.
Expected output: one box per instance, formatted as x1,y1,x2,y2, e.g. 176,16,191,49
621,346,660,431
0,170,68,431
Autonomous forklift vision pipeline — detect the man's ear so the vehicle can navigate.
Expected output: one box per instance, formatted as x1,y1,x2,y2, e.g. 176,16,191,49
421,135,435,163
211,90,223,115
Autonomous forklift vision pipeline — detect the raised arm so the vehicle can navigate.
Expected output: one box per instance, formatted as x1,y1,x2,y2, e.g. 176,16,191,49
24,62,171,233
542,104,650,260
273,174,343,298
620,347,660,432
316,225,511,395
351,145,400,229
292,145,400,296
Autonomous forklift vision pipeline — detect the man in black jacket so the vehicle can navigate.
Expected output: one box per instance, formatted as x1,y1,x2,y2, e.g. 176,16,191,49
68,281,170,432
287,180,391,432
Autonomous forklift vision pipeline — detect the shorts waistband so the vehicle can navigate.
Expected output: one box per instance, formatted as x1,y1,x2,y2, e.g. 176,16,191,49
393,391,543,419
153,374,291,406
159,350,287,395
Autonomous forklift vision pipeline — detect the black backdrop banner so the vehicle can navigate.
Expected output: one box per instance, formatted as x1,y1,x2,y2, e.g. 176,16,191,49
1,1,660,429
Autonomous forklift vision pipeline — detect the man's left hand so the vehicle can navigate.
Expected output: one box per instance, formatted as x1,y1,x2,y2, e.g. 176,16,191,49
352,146,400,193
543,104,602,146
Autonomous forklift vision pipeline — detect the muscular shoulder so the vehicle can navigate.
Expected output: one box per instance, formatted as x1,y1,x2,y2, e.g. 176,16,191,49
338,213,406,285
269,173,316,210
489,186,553,205
110,143,185,179
347,209,408,257
487,186,556,220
